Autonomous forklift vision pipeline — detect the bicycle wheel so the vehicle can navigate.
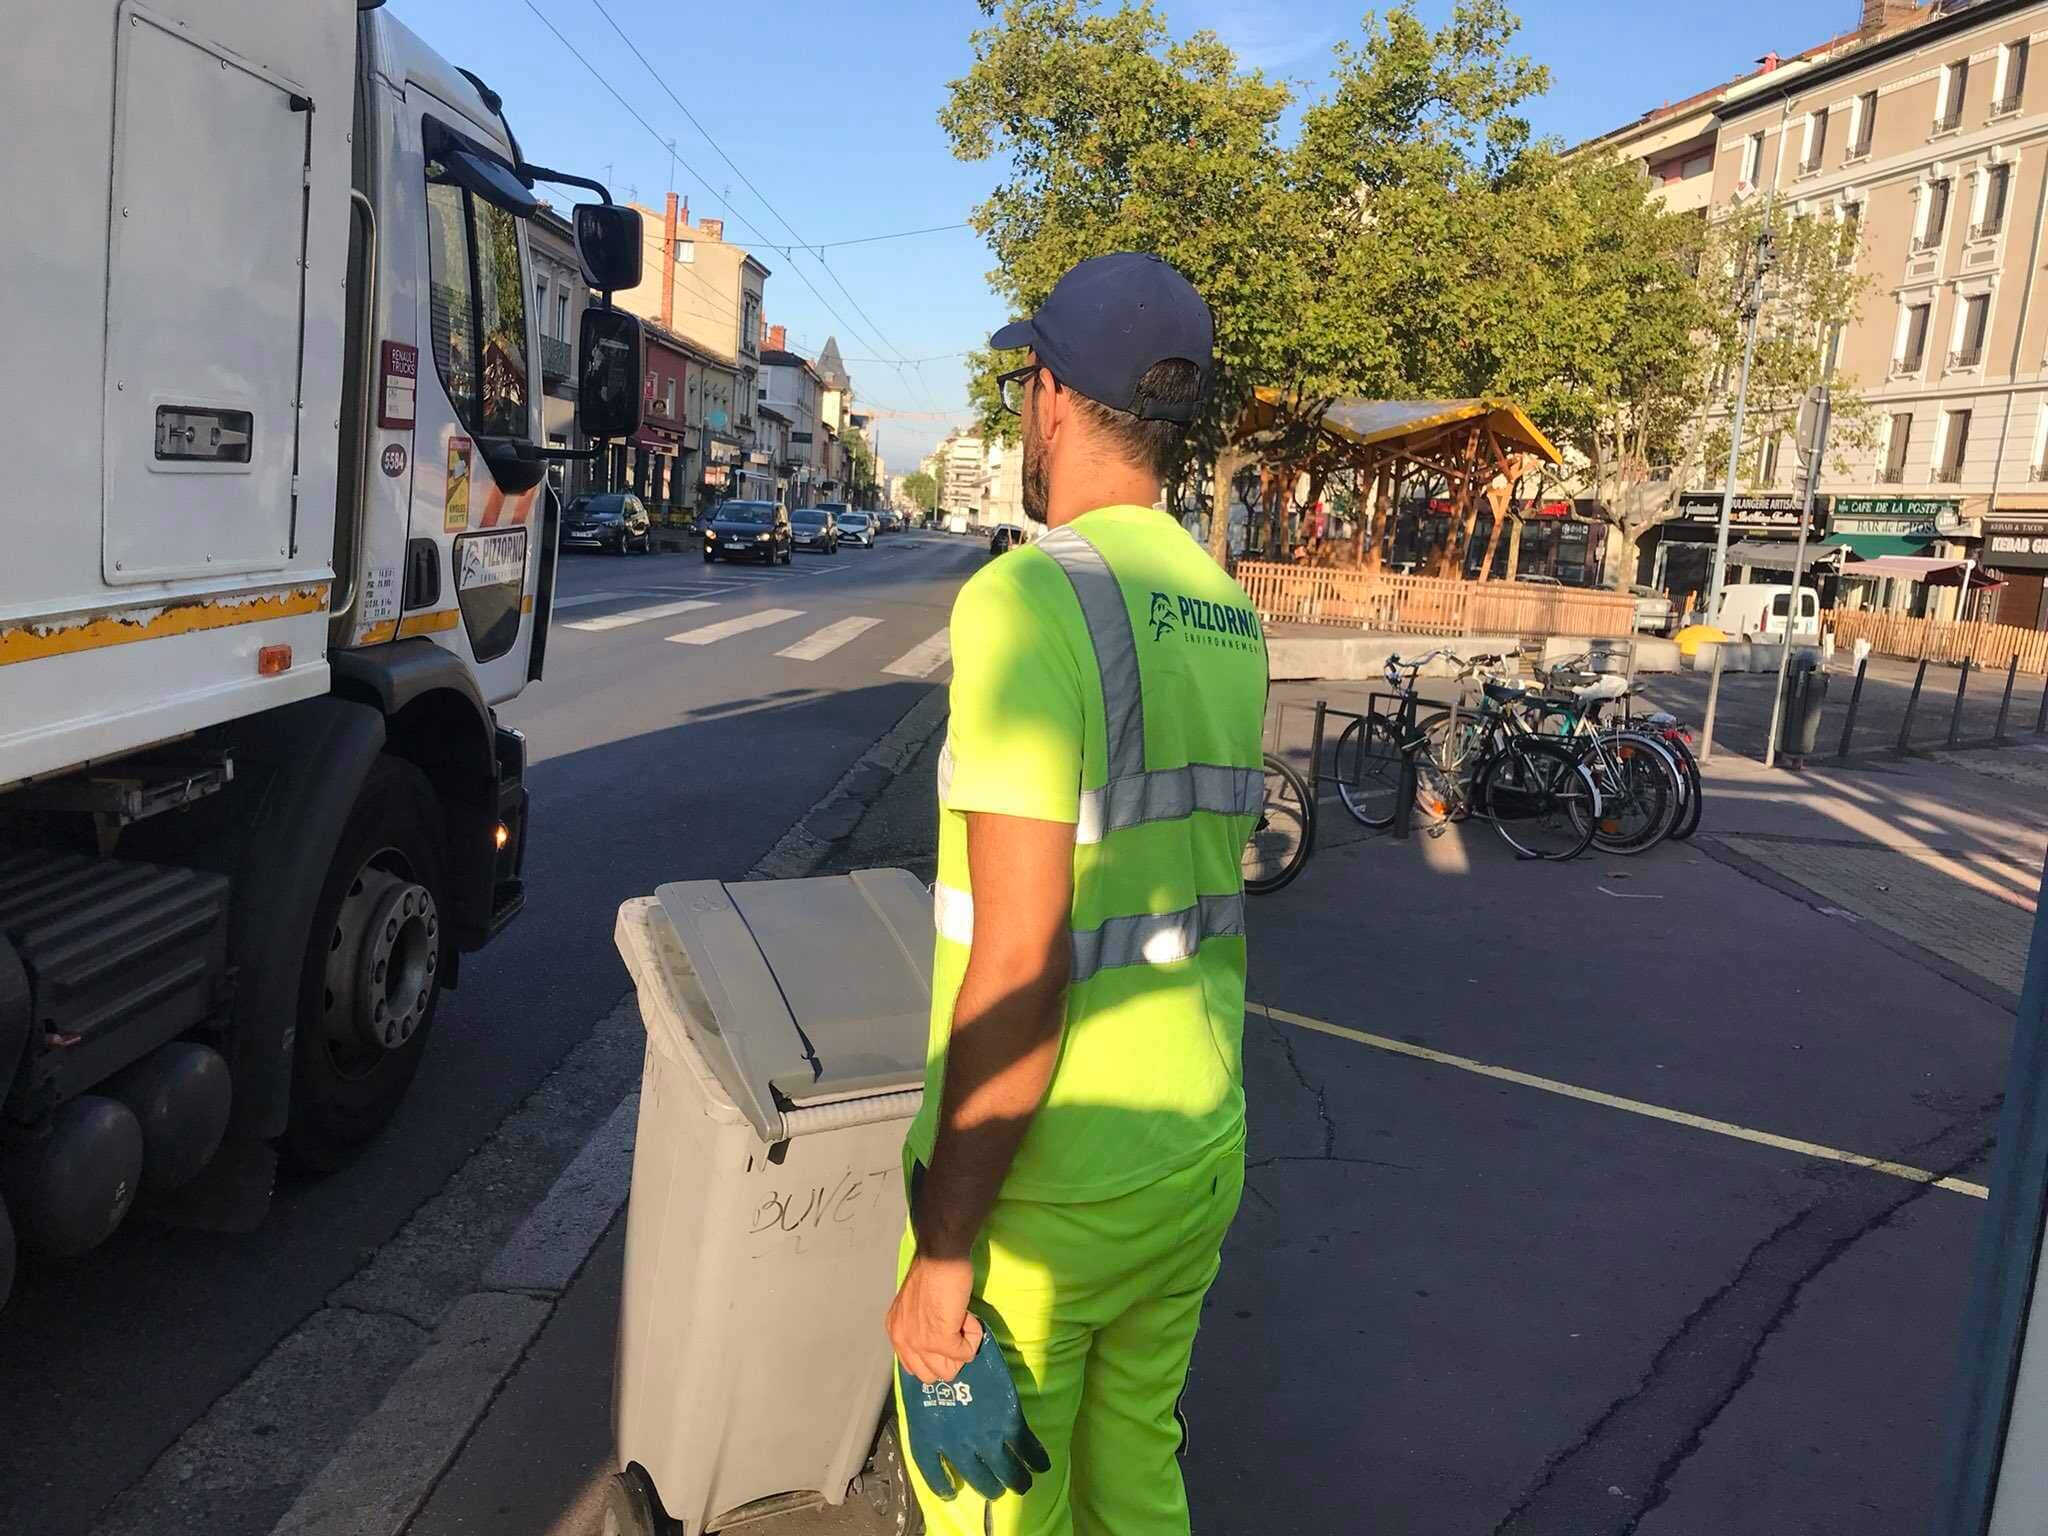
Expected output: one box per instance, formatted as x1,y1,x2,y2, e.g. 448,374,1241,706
1332,715,1405,829
1244,753,1315,894
1420,710,1489,819
1667,735,1704,841
1579,733,1680,854
1478,738,1599,861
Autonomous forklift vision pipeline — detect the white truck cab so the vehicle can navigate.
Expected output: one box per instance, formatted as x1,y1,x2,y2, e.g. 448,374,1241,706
0,0,645,1301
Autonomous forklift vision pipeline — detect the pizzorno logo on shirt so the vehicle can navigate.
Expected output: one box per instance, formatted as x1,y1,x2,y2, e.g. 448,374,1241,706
1148,590,1262,652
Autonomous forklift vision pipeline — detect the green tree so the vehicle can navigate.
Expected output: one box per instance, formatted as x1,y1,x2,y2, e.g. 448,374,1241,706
944,0,1551,564
903,470,940,512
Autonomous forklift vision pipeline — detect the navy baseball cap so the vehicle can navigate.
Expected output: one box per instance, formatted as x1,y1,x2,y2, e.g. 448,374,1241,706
990,253,1213,423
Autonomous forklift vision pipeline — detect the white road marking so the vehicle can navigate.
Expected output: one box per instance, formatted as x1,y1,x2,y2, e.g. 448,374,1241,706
666,607,805,645
563,598,715,633
777,616,883,661
882,628,952,678
551,590,641,610
1252,1002,1989,1200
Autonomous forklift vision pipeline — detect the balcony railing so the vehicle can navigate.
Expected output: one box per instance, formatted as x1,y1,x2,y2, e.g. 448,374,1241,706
1798,154,1824,176
1893,354,1927,377
2031,463,2048,482
1912,229,1945,253
1949,345,1985,370
1936,107,1965,133
540,335,573,385
1933,463,1966,483
1969,219,2002,242
1879,464,1907,483
1994,91,2023,116
1847,136,1873,160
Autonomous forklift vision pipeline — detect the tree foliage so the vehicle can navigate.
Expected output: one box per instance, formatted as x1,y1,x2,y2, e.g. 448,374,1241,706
903,470,940,511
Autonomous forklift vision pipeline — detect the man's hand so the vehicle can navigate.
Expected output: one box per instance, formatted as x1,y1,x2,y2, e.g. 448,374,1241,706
887,1253,982,1384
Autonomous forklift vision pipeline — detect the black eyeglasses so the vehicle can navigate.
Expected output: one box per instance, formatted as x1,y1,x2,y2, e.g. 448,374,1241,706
997,364,1050,416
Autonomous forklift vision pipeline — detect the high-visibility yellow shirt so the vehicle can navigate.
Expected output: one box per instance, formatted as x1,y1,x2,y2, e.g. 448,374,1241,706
905,505,1269,1202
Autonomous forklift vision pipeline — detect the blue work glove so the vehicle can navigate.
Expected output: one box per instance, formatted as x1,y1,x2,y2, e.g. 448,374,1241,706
898,1327,1051,1501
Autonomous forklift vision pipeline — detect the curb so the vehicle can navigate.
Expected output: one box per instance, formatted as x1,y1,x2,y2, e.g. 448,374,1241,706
261,684,951,1536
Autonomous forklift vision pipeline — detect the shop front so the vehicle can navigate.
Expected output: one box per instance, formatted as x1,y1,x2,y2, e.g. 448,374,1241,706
632,424,684,523
1823,496,1955,617
1985,517,2048,630
703,436,742,507
1644,492,1830,621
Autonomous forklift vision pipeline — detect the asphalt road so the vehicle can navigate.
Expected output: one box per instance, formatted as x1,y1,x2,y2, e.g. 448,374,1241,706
0,529,985,1536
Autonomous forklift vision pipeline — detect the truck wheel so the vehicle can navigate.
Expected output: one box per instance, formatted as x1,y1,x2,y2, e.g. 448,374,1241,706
602,1466,679,1536
284,758,449,1171
862,1416,925,1535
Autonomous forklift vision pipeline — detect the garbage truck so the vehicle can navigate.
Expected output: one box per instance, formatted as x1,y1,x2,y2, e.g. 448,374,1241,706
0,0,646,1304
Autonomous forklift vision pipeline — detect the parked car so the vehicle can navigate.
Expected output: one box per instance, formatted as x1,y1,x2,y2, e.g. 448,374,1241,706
563,492,652,556
1712,584,1821,643
989,524,1026,557
838,511,876,547
789,506,839,555
817,501,857,535
945,512,970,535
1629,584,1676,635
702,501,791,565
878,509,903,532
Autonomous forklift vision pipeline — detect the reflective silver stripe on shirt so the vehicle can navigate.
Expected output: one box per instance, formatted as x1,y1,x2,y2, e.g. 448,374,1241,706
937,739,955,803
1075,763,1265,845
1037,526,1147,782
933,882,1245,982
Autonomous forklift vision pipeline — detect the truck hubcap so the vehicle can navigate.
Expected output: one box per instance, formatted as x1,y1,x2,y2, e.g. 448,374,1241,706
327,858,439,1056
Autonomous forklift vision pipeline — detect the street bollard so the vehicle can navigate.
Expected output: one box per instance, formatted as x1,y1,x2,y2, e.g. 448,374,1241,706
1997,655,2020,744
1837,654,1869,761
1699,643,1726,764
1392,692,1417,842
1949,657,1973,749
2037,671,2048,736
1898,658,1930,755
1309,700,1329,829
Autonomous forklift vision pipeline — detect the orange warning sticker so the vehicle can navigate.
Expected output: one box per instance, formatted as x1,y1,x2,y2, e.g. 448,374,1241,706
445,436,473,532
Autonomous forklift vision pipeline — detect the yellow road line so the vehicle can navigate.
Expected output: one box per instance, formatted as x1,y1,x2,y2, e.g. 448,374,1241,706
1250,1001,1989,1200
0,586,328,667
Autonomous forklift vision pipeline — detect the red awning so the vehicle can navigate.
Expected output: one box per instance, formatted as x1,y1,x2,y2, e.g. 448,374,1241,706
1847,555,2003,588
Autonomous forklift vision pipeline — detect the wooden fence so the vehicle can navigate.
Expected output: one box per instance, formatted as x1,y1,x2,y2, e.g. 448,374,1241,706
1826,609,2048,674
1237,562,1637,639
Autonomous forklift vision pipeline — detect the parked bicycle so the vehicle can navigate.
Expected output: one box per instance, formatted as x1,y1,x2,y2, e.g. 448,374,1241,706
1243,752,1316,893
1330,651,1603,861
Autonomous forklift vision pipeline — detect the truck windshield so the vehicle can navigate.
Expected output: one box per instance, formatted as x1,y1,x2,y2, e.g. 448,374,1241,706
426,154,531,441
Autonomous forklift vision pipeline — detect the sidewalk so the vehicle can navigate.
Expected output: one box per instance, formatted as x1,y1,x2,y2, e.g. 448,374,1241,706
377,689,2029,1536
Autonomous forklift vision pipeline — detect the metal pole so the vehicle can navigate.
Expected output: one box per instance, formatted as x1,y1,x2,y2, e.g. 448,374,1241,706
1999,654,2020,743
1705,118,1789,622
1699,642,1727,763
1837,654,1868,761
1393,691,1417,842
2038,670,2048,735
1308,701,1329,824
1950,656,1974,748
1766,389,1828,770
1899,657,1929,754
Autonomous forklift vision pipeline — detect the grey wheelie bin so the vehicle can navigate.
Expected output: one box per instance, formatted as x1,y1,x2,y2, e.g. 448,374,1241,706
609,871,933,1535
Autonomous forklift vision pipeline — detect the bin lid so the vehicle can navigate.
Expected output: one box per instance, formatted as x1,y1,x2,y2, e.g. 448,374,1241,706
650,868,934,1143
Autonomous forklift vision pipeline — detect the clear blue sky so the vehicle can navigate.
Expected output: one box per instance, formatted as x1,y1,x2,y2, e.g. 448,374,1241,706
398,0,1852,471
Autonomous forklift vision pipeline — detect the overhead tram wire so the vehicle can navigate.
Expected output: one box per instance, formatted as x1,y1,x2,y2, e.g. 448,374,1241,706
581,0,949,414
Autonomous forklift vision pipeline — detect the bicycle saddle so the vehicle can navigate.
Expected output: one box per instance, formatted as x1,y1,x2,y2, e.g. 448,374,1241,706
1574,674,1630,703
1483,680,1528,705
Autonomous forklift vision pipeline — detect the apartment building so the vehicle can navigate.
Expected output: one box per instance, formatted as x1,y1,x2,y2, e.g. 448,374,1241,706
1592,0,2048,626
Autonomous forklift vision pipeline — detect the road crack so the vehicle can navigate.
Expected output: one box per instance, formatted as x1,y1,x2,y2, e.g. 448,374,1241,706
1269,1016,1337,1159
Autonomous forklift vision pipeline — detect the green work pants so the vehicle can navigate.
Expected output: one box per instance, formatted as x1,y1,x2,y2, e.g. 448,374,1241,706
895,1135,1245,1535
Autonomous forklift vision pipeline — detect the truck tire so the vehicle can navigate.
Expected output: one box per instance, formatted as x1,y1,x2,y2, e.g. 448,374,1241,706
284,757,450,1171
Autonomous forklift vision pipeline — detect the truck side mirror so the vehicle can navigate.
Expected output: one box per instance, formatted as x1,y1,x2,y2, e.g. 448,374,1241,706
574,204,643,292
578,309,644,441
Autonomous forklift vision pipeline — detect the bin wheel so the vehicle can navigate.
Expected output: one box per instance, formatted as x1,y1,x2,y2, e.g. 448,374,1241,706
602,1466,680,1536
860,1417,925,1535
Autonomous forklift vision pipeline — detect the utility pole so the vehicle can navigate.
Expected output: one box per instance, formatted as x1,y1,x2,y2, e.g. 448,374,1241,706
1765,384,1829,770
1705,104,1791,624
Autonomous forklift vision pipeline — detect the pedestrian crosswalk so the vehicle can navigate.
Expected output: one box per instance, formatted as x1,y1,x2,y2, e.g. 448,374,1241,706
882,628,952,678
665,608,805,646
776,615,882,661
561,594,956,682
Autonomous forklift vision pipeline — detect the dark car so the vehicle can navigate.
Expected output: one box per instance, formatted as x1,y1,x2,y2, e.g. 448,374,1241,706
837,510,875,547
563,492,652,556
703,500,791,565
989,524,1026,557
789,506,840,554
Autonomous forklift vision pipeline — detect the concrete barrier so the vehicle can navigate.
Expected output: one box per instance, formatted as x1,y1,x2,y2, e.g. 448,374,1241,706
1537,636,1681,675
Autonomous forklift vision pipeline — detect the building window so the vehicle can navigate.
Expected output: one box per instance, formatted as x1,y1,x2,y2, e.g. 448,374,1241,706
1838,202,1861,268
1800,108,1828,174
674,239,695,264
1740,130,1764,189
1899,302,1932,373
1824,323,1845,378
1938,58,1969,133
1996,39,2029,115
1974,164,2012,239
1850,90,1877,157
2031,402,2048,481
1756,433,1781,486
556,291,570,343
534,277,549,335
662,377,676,417
1881,412,1912,482
1952,293,1990,369
1936,408,1972,482
1915,179,1952,252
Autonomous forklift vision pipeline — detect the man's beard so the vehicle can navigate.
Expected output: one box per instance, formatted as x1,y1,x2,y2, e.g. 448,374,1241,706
1021,415,1049,526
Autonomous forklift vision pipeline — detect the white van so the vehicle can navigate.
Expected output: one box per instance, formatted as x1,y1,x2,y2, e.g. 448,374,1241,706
1713,584,1822,642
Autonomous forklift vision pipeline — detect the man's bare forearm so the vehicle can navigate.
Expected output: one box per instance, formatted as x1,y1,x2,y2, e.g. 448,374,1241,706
915,948,1070,1261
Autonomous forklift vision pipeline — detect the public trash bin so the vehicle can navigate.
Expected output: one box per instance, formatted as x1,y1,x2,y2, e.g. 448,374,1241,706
609,870,933,1535
1778,653,1830,759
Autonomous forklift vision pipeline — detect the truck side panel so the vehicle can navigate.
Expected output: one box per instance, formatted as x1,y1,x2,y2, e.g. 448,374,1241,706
0,0,355,791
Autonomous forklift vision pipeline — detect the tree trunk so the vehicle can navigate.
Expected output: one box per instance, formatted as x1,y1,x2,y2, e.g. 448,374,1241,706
1505,516,1525,582
1607,525,1642,591
1206,447,1249,567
